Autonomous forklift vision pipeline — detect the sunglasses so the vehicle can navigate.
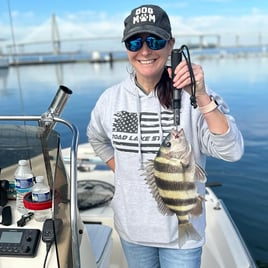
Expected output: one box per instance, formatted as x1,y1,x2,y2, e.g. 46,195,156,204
125,35,167,52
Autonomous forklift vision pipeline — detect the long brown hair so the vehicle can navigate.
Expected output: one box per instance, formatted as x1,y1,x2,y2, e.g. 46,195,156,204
155,67,173,109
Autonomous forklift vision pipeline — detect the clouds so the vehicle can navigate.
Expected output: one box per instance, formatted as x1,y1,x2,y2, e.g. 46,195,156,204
1,3,268,53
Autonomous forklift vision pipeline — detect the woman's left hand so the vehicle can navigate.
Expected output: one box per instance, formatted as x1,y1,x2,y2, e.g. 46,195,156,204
170,60,207,97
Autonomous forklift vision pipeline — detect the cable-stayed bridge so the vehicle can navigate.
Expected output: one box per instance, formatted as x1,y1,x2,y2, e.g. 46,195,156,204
1,15,267,66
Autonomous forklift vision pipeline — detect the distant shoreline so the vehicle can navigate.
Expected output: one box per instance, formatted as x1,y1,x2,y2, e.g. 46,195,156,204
3,44,268,67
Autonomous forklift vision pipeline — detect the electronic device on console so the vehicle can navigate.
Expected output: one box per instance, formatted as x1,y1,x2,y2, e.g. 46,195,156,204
0,228,40,257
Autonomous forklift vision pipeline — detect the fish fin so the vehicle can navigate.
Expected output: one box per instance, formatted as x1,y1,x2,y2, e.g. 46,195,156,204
195,165,207,183
178,222,201,248
143,161,173,216
190,196,204,217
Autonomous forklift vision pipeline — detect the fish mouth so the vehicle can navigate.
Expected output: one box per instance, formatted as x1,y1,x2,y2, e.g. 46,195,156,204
171,128,183,139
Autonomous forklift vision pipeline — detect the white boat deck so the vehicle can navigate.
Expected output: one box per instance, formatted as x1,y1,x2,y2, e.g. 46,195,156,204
0,140,256,268
62,143,256,268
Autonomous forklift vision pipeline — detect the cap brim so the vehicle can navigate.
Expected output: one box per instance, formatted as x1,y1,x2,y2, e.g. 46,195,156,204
122,25,171,41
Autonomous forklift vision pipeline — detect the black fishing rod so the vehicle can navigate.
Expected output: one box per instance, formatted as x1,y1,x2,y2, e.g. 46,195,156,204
171,48,182,129
171,45,197,130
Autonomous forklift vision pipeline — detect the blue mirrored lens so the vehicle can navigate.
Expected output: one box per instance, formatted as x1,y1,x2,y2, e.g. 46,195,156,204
146,37,167,50
125,37,143,52
125,36,167,52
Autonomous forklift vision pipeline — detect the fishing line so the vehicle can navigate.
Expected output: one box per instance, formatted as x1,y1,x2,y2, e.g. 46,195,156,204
7,0,33,168
7,0,26,115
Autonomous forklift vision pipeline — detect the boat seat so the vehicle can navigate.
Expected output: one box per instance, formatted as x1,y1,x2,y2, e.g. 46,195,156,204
85,223,113,268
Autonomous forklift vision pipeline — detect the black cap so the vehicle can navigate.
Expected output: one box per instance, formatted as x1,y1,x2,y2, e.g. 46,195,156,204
122,5,172,41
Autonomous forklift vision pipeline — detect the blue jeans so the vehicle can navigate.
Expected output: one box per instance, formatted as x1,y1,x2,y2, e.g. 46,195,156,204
120,238,202,268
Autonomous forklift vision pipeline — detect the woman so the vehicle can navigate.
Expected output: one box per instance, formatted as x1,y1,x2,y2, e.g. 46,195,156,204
87,4,244,268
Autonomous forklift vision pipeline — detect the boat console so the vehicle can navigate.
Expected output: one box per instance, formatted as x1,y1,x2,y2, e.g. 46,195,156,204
0,86,112,268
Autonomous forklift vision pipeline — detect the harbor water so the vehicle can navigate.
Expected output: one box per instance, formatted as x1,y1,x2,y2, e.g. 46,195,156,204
0,54,267,267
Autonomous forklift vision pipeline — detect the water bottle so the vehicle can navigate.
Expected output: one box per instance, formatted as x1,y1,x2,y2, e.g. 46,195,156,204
14,159,34,214
31,176,52,222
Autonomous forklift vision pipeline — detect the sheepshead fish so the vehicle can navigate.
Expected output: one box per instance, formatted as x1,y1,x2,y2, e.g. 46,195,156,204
144,128,206,247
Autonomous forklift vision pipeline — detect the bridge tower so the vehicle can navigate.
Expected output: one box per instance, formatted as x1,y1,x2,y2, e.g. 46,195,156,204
51,14,61,55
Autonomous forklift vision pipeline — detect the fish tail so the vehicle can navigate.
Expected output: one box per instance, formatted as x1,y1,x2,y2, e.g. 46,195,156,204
178,222,201,248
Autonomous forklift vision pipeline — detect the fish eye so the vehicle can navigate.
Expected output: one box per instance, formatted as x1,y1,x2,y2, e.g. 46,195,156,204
165,142,171,147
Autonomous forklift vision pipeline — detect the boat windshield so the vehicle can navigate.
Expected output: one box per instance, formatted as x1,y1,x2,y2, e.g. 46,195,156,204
0,124,73,267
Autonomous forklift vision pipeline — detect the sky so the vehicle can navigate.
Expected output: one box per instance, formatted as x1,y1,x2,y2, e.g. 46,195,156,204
1,0,268,52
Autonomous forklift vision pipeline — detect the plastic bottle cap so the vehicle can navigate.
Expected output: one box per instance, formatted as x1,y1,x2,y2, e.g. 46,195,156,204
18,159,27,165
35,176,44,183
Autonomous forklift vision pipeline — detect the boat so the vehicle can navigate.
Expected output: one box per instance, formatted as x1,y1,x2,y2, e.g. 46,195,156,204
0,86,256,268
0,57,9,69
62,143,257,268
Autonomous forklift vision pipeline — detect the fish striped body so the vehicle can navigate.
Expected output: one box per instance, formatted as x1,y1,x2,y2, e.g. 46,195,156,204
145,128,206,247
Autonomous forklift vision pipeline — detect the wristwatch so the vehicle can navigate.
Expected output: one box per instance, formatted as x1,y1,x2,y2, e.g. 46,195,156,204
198,96,218,114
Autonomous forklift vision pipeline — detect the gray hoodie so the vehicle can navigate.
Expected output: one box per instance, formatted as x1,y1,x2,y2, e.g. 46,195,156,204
87,73,244,249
